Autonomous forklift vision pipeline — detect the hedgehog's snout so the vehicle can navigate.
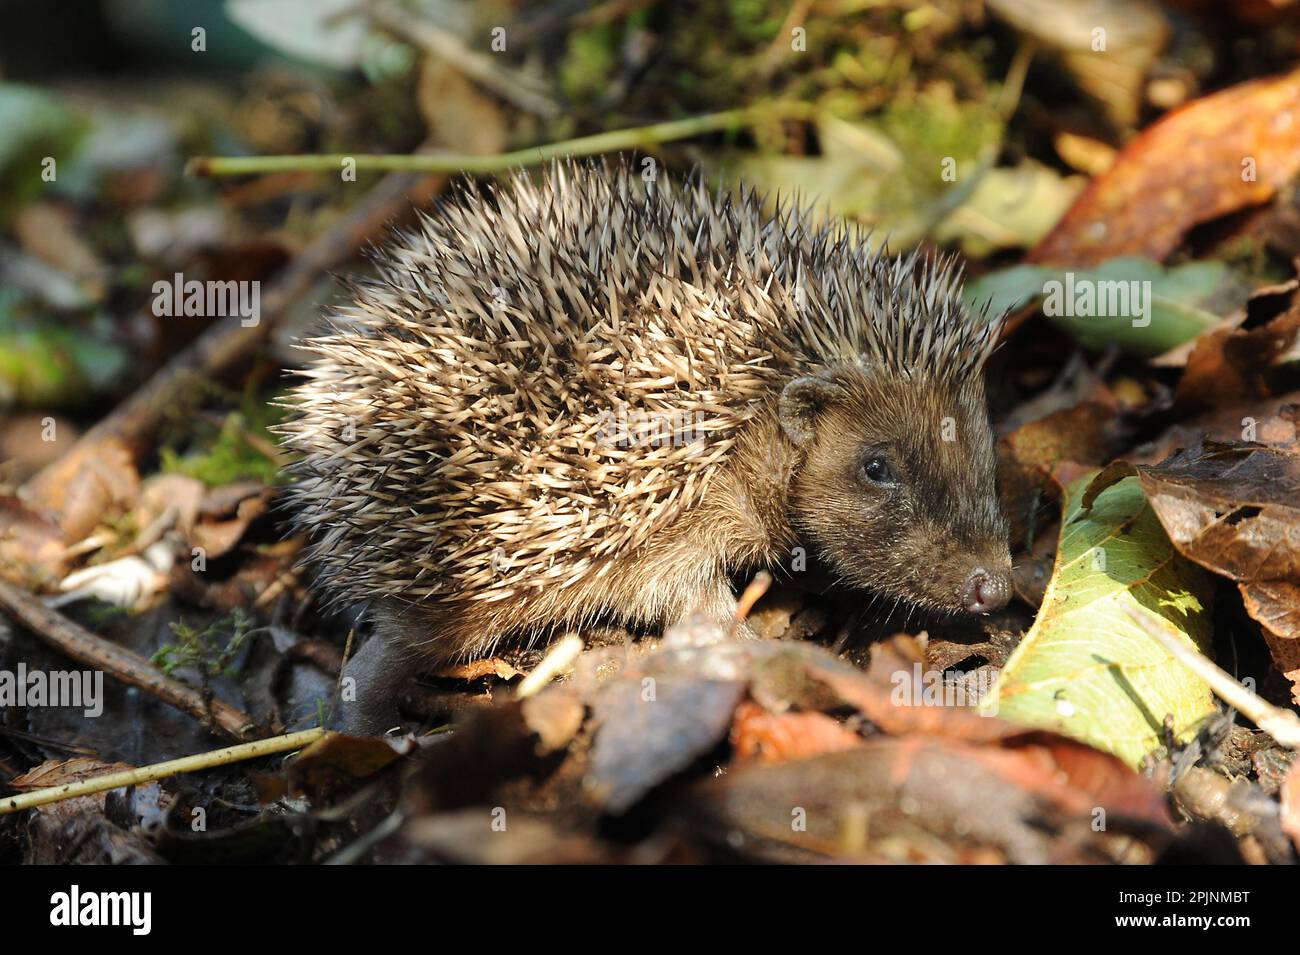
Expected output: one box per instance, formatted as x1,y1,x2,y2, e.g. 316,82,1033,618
961,565,1012,614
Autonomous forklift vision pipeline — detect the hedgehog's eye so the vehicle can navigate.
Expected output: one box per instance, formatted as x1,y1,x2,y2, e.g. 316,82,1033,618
860,454,896,486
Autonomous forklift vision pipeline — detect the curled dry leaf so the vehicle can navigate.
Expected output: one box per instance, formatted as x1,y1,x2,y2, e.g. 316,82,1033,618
190,480,272,559
1029,67,1300,265
136,473,204,546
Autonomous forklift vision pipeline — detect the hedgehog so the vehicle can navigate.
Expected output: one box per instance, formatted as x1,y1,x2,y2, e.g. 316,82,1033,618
278,159,1012,733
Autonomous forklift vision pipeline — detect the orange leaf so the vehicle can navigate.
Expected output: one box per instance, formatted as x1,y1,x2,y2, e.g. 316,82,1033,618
1030,68,1300,265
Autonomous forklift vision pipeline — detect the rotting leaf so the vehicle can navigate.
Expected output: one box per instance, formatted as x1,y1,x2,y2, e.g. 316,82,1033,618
288,730,414,799
1174,277,1300,413
988,472,1217,767
1028,67,1300,265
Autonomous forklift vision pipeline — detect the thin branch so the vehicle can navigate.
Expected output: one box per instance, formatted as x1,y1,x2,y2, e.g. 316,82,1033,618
0,728,326,815
516,635,584,699
364,0,558,117
0,576,257,741
1122,605,1300,749
187,102,815,178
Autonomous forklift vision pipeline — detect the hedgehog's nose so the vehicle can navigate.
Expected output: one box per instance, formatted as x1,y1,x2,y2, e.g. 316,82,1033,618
962,567,1011,614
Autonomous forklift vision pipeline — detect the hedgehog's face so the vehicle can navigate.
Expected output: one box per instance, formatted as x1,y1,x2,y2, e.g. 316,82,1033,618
778,365,1012,615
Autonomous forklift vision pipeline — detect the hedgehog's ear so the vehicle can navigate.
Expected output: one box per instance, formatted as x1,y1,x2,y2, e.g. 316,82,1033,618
779,371,846,446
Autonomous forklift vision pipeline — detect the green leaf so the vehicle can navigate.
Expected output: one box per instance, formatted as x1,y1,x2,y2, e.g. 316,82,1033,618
224,0,368,70
730,92,1003,248
963,257,1234,355
983,473,1217,767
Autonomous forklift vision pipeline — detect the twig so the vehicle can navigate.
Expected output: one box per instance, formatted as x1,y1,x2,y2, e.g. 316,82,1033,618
1122,605,1300,749
187,102,815,178
734,571,772,624
0,727,326,815
364,0,557,117
516,634,584,699
0,576,258,741
21,169,443,493
756,0,817,81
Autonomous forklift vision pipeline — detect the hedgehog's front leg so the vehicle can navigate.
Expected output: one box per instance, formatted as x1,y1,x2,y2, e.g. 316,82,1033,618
666,575,759,641
335,599,442,734
336,630,411,734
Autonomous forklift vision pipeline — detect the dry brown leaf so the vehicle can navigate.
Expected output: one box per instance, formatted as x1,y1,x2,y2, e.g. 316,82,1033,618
998,397,1125,545
12,203,109,297
190,481,271,558
433,657,522,681
22,438,139,541
1175,278,1300,413
1282,760,1300,852
730,700,862,763
10,757,139,818
10,756,137,792
521,686,585,753
0,494,67,583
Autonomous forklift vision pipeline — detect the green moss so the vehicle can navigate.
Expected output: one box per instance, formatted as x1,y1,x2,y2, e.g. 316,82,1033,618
560,24,620,103
727,0,784,43
160,397,285,486
153,609,254,680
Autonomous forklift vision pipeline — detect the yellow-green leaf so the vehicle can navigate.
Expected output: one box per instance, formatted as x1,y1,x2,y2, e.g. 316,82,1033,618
984,473,1217,767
